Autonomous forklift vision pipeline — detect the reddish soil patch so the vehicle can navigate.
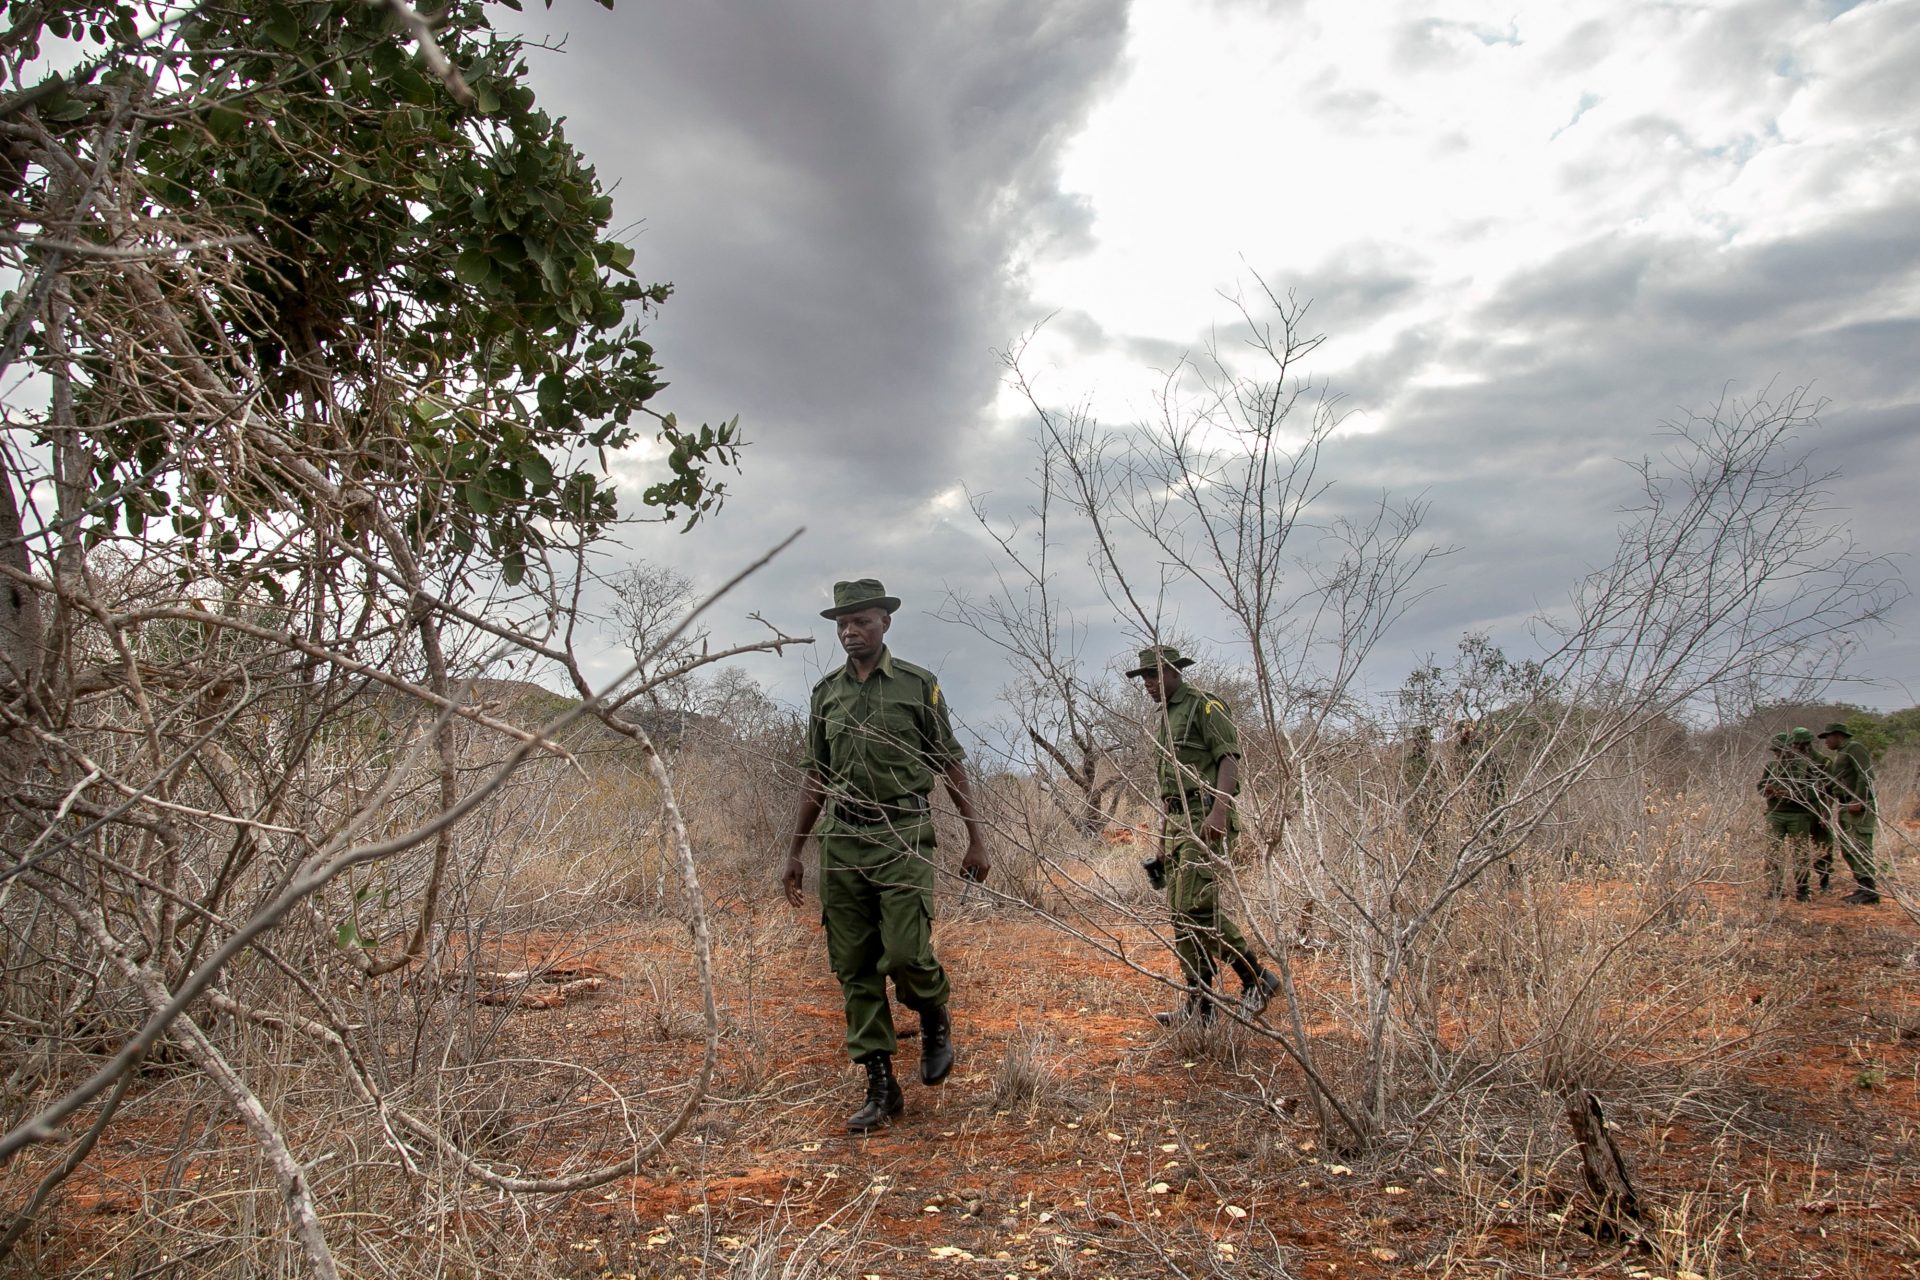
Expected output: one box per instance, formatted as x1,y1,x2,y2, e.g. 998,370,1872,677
489,890,1920,1279
19,885,1920,1279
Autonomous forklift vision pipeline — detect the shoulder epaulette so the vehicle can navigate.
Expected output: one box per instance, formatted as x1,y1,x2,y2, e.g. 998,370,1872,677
890,657,940,688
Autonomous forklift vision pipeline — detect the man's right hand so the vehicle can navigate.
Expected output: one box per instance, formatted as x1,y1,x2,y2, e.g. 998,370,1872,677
782,853,805,906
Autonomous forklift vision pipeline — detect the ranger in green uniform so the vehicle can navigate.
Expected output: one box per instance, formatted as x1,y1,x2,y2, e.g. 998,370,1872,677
1127,645,1279,1026
784,580,990,1133
1818,721,1880,905
1757,727,1828,900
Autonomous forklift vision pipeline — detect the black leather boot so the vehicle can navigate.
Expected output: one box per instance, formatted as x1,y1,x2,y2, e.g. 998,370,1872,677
1154,987,1215,1028
847,1052,904,1133
919,1005,954,1085
1240,966,1281,1017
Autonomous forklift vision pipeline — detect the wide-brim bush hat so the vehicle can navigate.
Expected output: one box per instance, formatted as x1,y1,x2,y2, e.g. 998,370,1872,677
1819,721,1852,738
820,578,901,620
1125,644,1196,678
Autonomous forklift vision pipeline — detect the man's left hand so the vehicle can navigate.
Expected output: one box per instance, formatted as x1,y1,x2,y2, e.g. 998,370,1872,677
1201,807,1230,841
961,838,992,884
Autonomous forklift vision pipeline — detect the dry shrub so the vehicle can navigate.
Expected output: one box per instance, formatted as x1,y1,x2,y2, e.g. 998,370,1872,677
988,1024,1064,1119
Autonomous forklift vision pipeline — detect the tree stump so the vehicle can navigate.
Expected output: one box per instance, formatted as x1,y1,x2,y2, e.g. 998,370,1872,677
1565,1088,1644,1239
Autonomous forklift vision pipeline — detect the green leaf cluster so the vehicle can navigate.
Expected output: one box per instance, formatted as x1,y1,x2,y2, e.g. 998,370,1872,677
6,2,141,63
1838,707,1920,758
35,0,738,582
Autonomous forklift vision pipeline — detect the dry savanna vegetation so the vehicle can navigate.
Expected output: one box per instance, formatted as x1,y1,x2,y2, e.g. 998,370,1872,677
8,685,1920,1280
4,5,1918,1280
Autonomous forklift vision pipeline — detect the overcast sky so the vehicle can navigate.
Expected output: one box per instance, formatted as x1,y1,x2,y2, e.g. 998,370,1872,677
509,0,1919,739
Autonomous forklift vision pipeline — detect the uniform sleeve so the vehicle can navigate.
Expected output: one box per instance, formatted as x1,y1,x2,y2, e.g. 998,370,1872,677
1195,694,1240,764
805,689,831,776
922,676,965,768
1840,744,1875,805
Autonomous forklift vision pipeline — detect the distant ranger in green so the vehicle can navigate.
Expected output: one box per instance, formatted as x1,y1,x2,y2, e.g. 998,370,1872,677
784,580,991,1133
1818,721,1880,905
1756,727,1828,900
1127,645,1279,1026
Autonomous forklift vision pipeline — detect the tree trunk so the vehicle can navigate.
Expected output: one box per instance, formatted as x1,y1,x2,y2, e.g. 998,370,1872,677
1565,1088,1644,1238
0,466,43,704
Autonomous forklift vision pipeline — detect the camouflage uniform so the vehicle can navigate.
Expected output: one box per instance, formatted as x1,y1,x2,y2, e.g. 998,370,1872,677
1153,679,1260,989
807,646,963,1061
1819,721,1879,902
1757,728,1829,898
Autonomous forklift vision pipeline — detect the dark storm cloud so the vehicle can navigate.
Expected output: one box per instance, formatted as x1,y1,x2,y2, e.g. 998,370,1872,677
1320,195,1920,704
1289,253,1426,337
501,2,1131,715
1819,398,1920,705
1658,209,1920,330
514,1,1127,463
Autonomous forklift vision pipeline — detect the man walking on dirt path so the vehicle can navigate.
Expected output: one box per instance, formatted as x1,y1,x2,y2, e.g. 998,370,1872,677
1127,645,1280,1027
784,579,991,1134
1818,721,1880,905
1757,727,1830,901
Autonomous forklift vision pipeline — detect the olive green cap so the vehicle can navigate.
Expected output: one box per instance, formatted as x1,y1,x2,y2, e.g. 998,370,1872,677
1819,721,1852,738
1789,727,1814,744
1125,644,1196,678
1770,732,1791,748
819,578,901,620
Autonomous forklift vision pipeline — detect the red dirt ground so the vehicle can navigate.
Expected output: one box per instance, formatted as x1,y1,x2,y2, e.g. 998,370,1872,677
469,883,1920,1280
23,882,1920,1280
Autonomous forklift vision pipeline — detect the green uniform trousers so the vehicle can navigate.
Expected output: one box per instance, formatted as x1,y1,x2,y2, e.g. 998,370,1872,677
1164,831,1255,988
818,817,949,1062
1833,809,1878,889
1764,809,1827,895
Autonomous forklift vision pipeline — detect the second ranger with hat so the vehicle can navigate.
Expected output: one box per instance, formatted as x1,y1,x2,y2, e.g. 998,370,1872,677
1127,645,1279,1026
1817,721,1880,904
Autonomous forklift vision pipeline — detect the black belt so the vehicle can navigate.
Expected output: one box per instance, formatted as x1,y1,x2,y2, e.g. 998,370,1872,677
1163,790,1213,812
834,794,930,827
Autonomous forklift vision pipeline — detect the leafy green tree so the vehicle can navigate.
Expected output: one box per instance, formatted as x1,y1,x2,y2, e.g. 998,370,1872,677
9,0,734,597
1856,706,1920,752
1841,710,1891,757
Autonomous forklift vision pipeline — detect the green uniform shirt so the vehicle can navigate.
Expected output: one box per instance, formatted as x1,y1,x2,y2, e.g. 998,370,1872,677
1824,739,1875,811
1758,749,1825,815
1154,683,1240,821
806,647,964,804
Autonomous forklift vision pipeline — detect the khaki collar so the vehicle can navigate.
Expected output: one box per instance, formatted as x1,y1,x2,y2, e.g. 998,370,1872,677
842,646,896,682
